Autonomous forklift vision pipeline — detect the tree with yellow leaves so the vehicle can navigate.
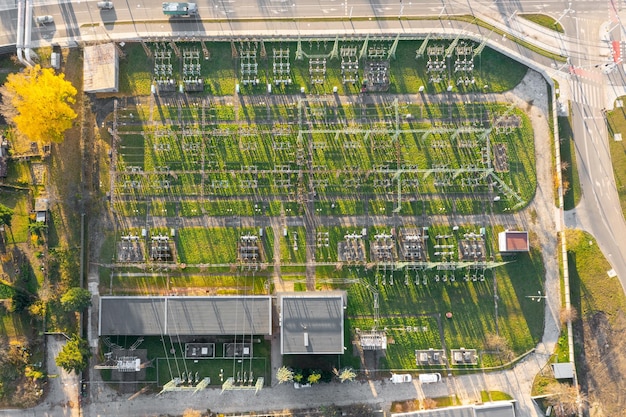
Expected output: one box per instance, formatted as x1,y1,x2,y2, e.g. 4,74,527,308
0,65,77,152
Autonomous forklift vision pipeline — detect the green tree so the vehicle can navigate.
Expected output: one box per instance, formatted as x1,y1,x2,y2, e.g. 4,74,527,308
0,65,77,152
55,336,91,374
0,203,13,228
27,221,48,236
307,371,321,384
60,287,92,312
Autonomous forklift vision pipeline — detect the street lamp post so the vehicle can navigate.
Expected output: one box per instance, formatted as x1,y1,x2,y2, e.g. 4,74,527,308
526,290,547,302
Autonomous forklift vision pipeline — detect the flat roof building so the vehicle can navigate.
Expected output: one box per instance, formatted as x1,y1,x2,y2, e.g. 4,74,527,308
498,230,529,253
552,362,574,380
34,198,49,223
98,296,272,336
83,43,119,93
280,292,345,355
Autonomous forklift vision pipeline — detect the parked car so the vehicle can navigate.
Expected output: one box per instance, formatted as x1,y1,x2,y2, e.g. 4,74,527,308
418,373,442,384
390,373,412,384
293,382,311,389
35,15,54,24
97,1,114,9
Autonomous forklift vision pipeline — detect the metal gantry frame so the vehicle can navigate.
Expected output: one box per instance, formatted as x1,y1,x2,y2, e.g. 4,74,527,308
239,42,259,86
294,96,523,209
272,47,292,85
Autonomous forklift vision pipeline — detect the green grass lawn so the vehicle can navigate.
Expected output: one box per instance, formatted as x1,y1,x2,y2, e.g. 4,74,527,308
0,188,31,244
567,229,626,327
118,43,153,96
176,227,273,265
559,116,581,210
280,227,307,264
0,308,32,340
101,272,268,296
481,391,513,402
606,103,626,219
519,14,564,33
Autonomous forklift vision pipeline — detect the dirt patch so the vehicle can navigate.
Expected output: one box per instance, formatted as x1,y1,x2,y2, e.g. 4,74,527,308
577,311,626,416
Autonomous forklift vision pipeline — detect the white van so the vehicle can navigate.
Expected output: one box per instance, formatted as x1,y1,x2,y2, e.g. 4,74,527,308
35,15,54,24
390,373,412,384
418,373,441,384
97,1,114,9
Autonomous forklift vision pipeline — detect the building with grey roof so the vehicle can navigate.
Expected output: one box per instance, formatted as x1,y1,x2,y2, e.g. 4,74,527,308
98,296,272,336
474,402,516,417
280,292,345,355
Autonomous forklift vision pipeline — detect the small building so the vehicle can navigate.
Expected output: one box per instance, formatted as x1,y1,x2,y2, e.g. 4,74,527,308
552,362,574,380
83,43,119,93
34,198,49,223
280,292,345,355
416,348,445,365
451,347,478,365
498,230,529,253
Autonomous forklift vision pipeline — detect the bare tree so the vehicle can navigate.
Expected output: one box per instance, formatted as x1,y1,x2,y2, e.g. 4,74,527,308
422,398,437,410
545,382,587,417
559,307,578,326
484,333,514,361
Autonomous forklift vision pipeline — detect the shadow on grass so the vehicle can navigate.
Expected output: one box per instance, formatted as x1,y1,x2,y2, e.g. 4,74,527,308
502,250,544,346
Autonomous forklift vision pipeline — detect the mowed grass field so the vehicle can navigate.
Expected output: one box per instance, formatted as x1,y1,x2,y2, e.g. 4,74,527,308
606,102,626,219
176,227,273,265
